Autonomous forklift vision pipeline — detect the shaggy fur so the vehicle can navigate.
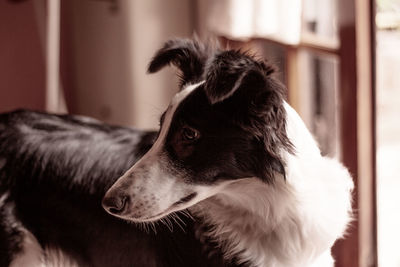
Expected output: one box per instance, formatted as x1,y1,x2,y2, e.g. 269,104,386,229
0,38,353,267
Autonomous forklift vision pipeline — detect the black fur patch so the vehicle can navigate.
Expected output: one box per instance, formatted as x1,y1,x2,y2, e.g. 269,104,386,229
149,39,293,183
203,50,275,104
147,38,215,88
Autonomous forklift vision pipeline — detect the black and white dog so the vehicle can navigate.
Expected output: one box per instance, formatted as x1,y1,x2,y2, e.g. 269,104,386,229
0,39,353,267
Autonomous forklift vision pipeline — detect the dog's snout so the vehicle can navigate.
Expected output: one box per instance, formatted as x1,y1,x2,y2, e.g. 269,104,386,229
102,194,129,215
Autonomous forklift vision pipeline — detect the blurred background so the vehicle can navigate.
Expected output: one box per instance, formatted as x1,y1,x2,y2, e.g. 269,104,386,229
0,0,399,266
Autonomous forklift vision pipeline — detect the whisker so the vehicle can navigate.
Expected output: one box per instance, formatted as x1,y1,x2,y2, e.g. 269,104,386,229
174,213,187,229
150,221,157,234
181,210,195,221
160,218,172,232
171,213,185,232
165,216,174,232
173,213,186,232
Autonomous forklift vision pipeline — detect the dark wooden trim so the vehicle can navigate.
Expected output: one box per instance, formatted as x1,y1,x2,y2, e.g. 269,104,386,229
285,46,300,111
332,0,360,266
219,35,340,57
300,32,339,55
370,0,378,264
333,0,377,266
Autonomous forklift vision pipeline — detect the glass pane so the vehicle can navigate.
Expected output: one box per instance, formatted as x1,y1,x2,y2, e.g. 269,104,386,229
376,0,400,266
302,0,338,41
297,50,340,157
255,40,287,85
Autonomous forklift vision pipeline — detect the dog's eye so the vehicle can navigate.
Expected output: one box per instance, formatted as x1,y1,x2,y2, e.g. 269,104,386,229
182,126,200,142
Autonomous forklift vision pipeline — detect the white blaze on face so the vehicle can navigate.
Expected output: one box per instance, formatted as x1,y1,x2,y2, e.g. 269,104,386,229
150,81,203,155
105,81,225,222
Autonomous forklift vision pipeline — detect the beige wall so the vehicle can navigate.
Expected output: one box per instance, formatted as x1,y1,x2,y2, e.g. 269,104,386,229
62,0,194,129
0,1,46,113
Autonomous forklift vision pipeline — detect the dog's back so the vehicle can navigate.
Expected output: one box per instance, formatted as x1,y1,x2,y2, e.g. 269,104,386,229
0,110,231,267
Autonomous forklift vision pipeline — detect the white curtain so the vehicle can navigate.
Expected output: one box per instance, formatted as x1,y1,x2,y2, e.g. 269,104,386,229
200,0,302,45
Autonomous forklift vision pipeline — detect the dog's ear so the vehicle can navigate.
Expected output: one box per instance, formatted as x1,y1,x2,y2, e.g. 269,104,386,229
203,51,275,104
204,50,292,182
147,38,212,87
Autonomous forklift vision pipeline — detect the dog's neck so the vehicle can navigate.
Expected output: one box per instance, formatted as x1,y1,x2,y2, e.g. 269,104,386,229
191,161,345,267
192,177,309,267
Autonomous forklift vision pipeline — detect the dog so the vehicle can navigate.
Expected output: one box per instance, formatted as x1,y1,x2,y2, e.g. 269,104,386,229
0,39,353,267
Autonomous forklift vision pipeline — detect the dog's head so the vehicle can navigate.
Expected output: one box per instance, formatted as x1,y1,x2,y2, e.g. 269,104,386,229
102,39,293,222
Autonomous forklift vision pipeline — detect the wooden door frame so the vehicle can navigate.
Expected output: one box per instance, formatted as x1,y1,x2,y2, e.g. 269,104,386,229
333,0,377,266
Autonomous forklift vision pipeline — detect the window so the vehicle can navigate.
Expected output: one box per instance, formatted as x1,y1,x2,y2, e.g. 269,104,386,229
216,0,376,266
376,0,400,266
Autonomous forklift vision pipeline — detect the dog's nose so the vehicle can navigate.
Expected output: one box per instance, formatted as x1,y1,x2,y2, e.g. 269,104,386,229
102,194,129,215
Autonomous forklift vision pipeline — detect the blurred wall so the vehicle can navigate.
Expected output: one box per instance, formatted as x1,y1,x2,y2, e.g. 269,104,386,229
62,0,194,129
0,1,46,112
